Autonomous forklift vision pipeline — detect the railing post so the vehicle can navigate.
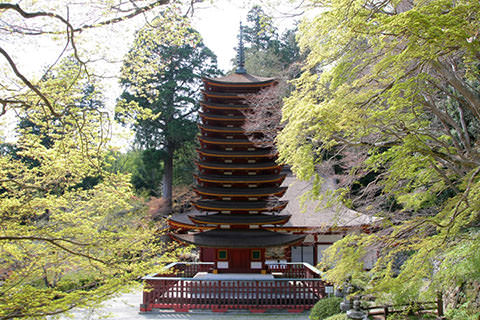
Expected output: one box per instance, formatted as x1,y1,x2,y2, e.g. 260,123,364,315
384,306,388,320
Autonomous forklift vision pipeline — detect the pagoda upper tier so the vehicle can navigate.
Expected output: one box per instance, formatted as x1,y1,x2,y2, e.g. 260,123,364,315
170,70,304,252
193,73,285,215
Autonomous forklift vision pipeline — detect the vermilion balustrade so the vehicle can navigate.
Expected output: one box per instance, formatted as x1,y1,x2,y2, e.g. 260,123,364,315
140,262,327,313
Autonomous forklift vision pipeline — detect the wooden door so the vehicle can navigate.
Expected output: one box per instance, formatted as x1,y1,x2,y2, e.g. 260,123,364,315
230,249,250,272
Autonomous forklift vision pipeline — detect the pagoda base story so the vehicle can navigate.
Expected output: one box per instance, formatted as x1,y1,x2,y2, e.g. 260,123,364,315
140,261,328,313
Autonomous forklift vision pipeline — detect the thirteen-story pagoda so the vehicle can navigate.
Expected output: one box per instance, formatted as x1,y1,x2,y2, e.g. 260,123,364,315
169,25,304,273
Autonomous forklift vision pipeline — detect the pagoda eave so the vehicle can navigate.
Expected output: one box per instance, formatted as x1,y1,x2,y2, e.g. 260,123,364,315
197,149,277,158
202,91,245,99
198,137,256,145
170,229,305,248
188,213,291,226
168,218,215,231
192,200,288,213
200,102,249,111
195,174,286,184
196,161,281,171
193,186,287,198
199,113,245,121
198,124,244,134
203,75,276,87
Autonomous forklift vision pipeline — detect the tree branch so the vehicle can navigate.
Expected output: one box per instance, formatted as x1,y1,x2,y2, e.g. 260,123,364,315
74,0,170,31
0,236,106,264
0,46,60,117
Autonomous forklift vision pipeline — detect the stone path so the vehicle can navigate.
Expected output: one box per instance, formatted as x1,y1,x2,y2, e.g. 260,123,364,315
63,289,310,320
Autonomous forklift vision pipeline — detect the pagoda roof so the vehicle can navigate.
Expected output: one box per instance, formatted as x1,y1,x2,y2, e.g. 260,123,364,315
171,228,304,248
203,73,276,86
195,173,286,184
188,213,291,225
202,90,245,99
168,214,216,231
199,112,244,121
198,124,244,133
193,186,287,197
196,161,281,171
192,199,288,212
200,102,249,110
197,149,276,158
168,211,342,233
198,136,254,145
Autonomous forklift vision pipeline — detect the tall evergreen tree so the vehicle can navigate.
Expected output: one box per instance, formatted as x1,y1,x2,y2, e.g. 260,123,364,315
243,5,278,51
240,6,301,77
117,15,220,213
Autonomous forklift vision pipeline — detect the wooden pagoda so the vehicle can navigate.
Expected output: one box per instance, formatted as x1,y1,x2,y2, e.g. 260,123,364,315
169,26,304,273
140,26,330,314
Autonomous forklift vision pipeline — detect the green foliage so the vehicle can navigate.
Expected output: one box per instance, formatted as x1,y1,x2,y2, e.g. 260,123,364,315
243,5,278,51
237,5,301,77
323,314,347,320
0,1,196,317
309,297,342,320
445,302,480,320
0,59,172,318
279,0,480,308
117,12,219,151
117,13,219,207
106,142,195,196
130,149,164,196
172,140,197,186
321,235,369,289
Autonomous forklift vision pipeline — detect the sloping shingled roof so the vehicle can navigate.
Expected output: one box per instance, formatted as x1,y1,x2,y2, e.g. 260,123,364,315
189,213,291,225
171,229,304,248
194,186,287,196
195,173,286,184
204,73,275,84
281,173,377,228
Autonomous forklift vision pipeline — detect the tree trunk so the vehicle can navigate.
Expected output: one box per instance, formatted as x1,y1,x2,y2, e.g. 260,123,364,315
162,144,174,214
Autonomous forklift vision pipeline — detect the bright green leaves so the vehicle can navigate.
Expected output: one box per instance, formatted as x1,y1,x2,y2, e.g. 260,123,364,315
120,6,202,100
0,34,166,320
279,0,480,308
321,234,369,290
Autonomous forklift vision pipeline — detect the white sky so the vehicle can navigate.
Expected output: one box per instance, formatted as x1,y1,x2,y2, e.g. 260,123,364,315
0,1,304,146
192,1,302,72
192,2,249,72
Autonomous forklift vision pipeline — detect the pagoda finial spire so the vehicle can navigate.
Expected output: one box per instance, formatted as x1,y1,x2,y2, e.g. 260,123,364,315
236,22,247,74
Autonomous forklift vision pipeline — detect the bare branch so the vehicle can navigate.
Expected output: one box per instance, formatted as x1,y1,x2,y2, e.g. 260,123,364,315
0,235,107,264
74,0,171,31
0,46,60,117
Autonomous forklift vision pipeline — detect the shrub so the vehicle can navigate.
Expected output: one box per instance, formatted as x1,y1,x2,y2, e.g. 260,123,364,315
445,302,480,320
324,314,348,320
309,297,343,320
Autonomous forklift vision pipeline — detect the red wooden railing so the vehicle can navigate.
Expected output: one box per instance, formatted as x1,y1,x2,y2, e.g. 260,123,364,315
141,262,327,313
